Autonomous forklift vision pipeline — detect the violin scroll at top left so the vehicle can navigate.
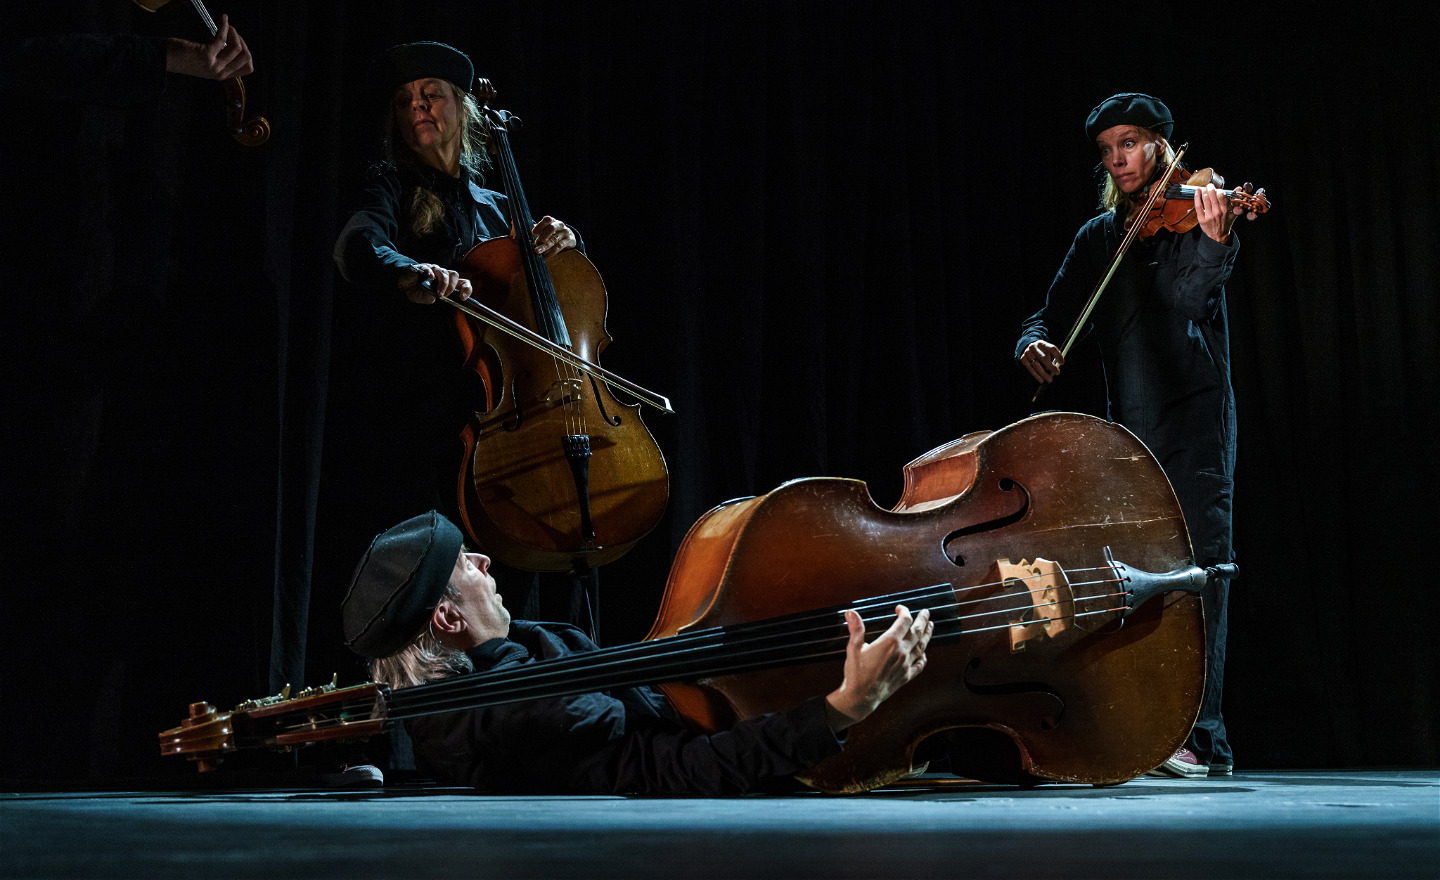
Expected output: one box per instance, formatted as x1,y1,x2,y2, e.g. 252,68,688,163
132,0,271,146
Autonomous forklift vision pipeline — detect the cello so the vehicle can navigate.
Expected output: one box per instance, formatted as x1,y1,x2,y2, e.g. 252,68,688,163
446,93,669,573
160,412,1225,790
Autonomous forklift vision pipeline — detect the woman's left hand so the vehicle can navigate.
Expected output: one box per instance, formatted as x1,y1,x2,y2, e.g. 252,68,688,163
1195,183,1243,244
531,216,577,258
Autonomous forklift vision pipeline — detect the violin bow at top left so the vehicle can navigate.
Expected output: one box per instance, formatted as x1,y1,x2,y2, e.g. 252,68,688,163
132,0,271,146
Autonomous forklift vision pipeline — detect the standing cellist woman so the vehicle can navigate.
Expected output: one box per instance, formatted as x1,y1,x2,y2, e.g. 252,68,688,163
332,41,580,618
1016,93,1255,779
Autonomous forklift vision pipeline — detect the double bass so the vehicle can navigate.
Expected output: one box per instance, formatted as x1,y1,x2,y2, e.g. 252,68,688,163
160,412,1227,791
445,91,669,573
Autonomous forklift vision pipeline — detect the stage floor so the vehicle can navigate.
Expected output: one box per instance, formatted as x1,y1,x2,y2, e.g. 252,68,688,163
3,770,1436,878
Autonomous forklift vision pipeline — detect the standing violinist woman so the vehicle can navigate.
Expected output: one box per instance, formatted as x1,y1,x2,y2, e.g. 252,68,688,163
329,42,580,616
1015,93,1244,778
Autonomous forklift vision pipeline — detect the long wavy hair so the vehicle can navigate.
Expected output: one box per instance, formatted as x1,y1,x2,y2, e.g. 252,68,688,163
368,581,475,690
1098,129,1175,214
380,80,493,237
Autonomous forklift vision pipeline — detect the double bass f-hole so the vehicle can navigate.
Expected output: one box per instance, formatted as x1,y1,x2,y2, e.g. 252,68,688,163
943,477,1032,566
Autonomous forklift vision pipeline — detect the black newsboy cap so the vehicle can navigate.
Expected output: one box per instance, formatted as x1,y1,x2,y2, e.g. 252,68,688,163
1085,93,1174,142
342,511,465,659
369,41,474,95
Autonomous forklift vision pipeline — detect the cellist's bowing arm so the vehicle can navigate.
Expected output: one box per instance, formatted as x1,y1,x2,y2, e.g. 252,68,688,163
824,605,934,733
400,262,472,304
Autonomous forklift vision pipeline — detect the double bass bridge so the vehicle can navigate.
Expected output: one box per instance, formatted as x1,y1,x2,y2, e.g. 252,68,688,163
992,558,1075,653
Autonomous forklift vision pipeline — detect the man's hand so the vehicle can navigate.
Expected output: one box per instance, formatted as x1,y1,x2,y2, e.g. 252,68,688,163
824,605,933,732
1019,339,1064,384
165,14,254,81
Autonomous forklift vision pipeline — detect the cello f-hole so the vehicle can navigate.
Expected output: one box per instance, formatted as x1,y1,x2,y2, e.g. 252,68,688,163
591,375,622,427
503,373,527,432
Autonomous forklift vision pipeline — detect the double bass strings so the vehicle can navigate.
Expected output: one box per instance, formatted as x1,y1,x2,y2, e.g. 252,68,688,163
386,584,953,720
384,566,1130,722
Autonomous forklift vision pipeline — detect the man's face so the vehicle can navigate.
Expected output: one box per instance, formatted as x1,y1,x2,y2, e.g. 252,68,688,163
446,550,510,644
1096,124,1162,194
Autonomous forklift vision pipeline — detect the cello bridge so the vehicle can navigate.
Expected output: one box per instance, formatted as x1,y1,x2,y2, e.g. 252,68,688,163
544,378,584,407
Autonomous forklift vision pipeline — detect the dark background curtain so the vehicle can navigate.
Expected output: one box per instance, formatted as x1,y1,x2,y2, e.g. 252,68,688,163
1,0,1434,780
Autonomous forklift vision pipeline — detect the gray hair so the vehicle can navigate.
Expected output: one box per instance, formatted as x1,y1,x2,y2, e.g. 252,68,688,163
367,580,475,689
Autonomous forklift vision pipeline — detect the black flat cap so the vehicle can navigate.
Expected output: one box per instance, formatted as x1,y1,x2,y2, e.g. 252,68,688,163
369,41,474,95
342,511,465,659
1085,93,1174,142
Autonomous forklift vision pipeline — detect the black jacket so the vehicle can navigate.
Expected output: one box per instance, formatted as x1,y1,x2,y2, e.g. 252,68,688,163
407,620,844,795
1018,213,1239,566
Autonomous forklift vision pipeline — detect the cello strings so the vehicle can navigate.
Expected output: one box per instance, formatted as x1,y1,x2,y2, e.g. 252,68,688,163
493,120,584,437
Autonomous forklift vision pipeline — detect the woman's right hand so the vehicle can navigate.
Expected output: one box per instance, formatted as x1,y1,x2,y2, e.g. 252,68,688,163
400,263,472,304
1019,340,1064,384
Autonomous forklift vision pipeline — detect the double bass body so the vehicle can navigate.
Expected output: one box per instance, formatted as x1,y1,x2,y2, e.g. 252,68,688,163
649,412,1205,791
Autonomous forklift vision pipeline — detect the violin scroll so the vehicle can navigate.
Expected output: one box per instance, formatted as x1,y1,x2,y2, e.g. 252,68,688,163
134,0,270,146
222,76,270,146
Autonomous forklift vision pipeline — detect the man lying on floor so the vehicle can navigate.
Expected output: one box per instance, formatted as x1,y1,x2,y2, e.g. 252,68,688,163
341,511,933,795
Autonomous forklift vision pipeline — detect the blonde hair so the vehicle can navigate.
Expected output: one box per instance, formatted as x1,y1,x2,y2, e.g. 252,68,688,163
368,581,475,689
381,82,493,237
1098,131,1175,214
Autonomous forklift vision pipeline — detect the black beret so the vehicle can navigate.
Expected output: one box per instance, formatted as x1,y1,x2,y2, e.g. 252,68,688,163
342,511,465,659
369,41,474,95
1085,93,1174,142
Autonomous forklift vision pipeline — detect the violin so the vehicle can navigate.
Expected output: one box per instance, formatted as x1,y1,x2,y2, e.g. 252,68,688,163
131,0,270,146
160,412,1233,790
1033,144,1271,402
1128,164,1270,237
